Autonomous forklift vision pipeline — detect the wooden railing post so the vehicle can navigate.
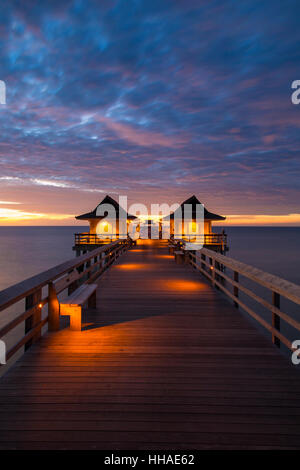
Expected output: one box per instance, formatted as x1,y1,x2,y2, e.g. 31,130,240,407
201,254,206,271
272,291,280,348
234,271,239,308
48,282,60,332
101,252,105,270
86,260,91,279
25,288,42,350
184,249,190,264
210,257,215,287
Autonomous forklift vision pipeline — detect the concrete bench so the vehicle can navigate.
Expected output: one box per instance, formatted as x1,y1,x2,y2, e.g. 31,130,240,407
60,283,97,331
174,250,184,264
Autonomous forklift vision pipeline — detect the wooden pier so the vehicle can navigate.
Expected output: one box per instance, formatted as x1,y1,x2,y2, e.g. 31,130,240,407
0,240,300,449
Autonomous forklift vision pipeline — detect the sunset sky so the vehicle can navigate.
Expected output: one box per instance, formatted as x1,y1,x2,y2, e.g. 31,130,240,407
0,0,299,226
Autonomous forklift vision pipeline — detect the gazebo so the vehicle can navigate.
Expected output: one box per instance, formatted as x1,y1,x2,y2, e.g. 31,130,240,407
166,195,227,251
74,195,137,253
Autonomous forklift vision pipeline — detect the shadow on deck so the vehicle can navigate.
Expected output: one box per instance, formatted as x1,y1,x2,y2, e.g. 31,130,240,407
1,240,300,450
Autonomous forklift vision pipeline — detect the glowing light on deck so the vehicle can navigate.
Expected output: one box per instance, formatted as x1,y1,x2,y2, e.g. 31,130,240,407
159,279,206,291
115,263,147,270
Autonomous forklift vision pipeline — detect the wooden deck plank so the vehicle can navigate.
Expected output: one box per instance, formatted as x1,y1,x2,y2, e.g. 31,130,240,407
0,239,300,450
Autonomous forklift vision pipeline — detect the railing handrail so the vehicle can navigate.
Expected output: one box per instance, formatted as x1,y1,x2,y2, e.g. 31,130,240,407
0,240,121,313
173,232,226,236
183,246,300,351
74,233,129,244
172,233,226,244
199,247,300,306
0,238,131,365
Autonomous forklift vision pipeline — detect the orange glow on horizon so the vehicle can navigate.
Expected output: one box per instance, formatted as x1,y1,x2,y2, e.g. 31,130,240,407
0,200,300,226
0,207,73,224
223,213,300,226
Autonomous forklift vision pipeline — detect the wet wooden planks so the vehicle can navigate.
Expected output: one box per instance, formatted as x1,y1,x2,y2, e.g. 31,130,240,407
0,239,300,450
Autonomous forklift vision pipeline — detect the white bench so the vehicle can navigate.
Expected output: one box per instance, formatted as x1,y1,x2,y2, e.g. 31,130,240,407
60,283,97,331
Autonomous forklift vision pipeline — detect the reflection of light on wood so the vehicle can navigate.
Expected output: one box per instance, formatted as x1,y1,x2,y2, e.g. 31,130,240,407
115,264,146,270
160,279,206,291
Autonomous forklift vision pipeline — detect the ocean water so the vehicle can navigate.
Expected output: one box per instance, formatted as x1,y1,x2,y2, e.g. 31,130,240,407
0,226,87,291
215,226,300,285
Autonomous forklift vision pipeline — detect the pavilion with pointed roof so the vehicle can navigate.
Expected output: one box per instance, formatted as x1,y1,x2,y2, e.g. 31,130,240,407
75,195,137,243
164,195,226,248
74,194,227,253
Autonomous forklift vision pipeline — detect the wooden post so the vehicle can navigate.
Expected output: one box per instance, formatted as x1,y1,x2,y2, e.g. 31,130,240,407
48,282,60,331
192,251,197,269
174,251,184,264
169,245,175,255
86,260,91,279
210,258,215,287
184,250,190,264
94,255,98,274
272,291,280,348
214,260,220,290
25,288,42,350
234,271,239,308
101,252,105,270
201,254,206,270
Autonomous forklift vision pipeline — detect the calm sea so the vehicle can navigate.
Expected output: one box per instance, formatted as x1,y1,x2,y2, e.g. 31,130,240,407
0,225,299,290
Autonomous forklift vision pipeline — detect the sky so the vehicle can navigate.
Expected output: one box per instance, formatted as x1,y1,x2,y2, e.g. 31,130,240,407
0,0,300,226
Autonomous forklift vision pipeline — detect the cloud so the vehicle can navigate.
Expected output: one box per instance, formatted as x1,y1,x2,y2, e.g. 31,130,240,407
97,116,185,147
0,0,299,222
0,200,21,204
0,207,72,222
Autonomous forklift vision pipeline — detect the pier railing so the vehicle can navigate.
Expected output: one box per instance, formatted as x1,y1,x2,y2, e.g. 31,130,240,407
0,239,131,365
173,233,227,247
188,247,300,351
75,233,128,245
75,232,227,247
